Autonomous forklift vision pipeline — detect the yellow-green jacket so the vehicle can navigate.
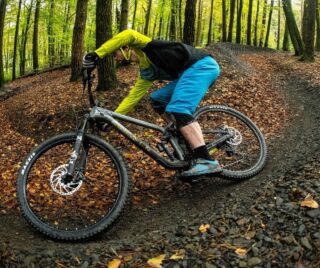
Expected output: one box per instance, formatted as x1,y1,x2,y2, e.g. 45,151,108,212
95,29,209,114
95,29,154,115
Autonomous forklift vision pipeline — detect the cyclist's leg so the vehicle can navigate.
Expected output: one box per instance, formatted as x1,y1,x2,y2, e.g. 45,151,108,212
149,79,178,114
165,56,221,176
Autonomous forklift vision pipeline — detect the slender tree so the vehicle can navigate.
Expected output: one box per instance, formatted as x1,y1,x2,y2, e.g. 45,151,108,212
170,0,177,40
316,0,320,51
259,0,268,47
60,0,71,63
236,0,243,43
158,0,165,38
264,0,274,47
48,0,55,67
144,0,152,35
247,0,254,45
207,0,215,45
119,0,129,31
70,0,89,81
178,0,183,40
282,0,304,55
132,0,138,30
277,0,281,50
183,0,197,45
283,20,290,51
0,0,7,87
301,0,317,61
228,0,236,42
222,0,227,42
254,0,260,46
33,0,41,71
196,0,203,46
12,0,22,80
20,0,34,76
96,0,117,90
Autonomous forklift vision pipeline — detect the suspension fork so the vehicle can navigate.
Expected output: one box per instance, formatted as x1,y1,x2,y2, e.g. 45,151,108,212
64,115,90,180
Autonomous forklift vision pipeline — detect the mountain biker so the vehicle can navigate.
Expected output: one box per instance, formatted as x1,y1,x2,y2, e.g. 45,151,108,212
83,29,221,177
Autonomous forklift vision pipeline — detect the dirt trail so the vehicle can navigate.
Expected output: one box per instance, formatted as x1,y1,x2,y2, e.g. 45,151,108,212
1,47,320,267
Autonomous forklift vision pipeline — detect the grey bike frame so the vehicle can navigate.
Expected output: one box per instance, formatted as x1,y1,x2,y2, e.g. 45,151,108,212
88,106,189,169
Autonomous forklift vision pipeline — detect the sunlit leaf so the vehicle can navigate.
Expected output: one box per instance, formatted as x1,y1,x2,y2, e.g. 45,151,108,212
107,258,121,268
199,224,210,233
235,247,247,256
147,254,166,268
301,199,319,208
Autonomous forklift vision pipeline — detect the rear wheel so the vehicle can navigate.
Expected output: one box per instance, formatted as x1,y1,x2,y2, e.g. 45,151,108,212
17,133,130,240
194,105,267,180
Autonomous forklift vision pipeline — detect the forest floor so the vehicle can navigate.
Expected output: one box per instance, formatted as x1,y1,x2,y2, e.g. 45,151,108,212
0,44,319,268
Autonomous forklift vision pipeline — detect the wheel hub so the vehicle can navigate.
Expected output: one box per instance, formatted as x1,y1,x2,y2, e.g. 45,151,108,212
50,164,83,196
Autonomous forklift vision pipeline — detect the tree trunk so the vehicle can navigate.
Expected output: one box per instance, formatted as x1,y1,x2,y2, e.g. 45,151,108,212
119,0,129,31
301,0,317,61
183,0,197,45
254,0,260,46
222,0,227,42
179,0,183,40
316,0,320,51
236,0,243,43
70,0,88,81
12,0,22,80
170,0,177,40
282,0,304,55
144,0,152,35
247,0,253,45
196,0,203,46
96,0,117,91
264,0,274,47
132,0,138,30
0,0,7,87
48,0,55,67
283,20,290,50
207,0,215,45
228,0,236,42
277,0,281,50
158,0,165,38
60,0,71,63
20,0,34,76
259,0,268,47
33,0,41,71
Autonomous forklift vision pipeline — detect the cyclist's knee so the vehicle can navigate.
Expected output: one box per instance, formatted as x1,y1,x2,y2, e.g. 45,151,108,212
172,112,195,129
150,97,166,115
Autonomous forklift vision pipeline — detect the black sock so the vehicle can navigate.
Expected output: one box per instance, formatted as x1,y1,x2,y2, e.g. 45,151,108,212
193,145,213,160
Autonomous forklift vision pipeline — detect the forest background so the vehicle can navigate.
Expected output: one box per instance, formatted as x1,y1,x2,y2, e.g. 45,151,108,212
0,0,319,89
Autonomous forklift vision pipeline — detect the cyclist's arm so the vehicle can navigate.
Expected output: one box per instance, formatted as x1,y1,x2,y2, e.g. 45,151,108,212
115,77,152,115
95,29,151,58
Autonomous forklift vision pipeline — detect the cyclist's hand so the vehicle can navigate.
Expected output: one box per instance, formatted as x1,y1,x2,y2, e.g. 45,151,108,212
83,52,99,69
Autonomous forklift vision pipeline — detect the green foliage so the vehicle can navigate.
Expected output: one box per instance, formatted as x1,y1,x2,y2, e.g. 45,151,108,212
2,0,306,81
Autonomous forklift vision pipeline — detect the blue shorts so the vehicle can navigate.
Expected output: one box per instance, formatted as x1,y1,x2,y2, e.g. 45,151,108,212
150,56,220,115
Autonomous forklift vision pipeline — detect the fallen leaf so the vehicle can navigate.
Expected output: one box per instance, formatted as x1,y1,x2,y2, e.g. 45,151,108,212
107,259,121,268
147,254,166,268
170,253,184,260
199,224,210,233
301,199,319,209
235,247,247,256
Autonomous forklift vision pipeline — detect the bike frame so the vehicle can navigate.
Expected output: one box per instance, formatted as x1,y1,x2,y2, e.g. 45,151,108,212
65,69,233,178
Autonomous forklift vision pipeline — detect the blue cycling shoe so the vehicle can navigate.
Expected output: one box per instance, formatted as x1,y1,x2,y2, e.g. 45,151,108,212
181,159,222,177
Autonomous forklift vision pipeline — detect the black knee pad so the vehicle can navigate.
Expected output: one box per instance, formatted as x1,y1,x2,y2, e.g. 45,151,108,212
150,98,166,114
172,112,195,129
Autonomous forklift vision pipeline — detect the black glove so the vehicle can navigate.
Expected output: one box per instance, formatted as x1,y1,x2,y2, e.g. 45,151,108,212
83,52,99,69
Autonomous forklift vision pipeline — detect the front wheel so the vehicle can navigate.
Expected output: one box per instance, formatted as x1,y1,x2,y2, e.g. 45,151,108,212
194,105,267,180
17,133,130,240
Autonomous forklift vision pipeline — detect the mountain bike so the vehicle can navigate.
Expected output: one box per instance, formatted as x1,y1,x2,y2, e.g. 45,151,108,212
17,69,267,240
